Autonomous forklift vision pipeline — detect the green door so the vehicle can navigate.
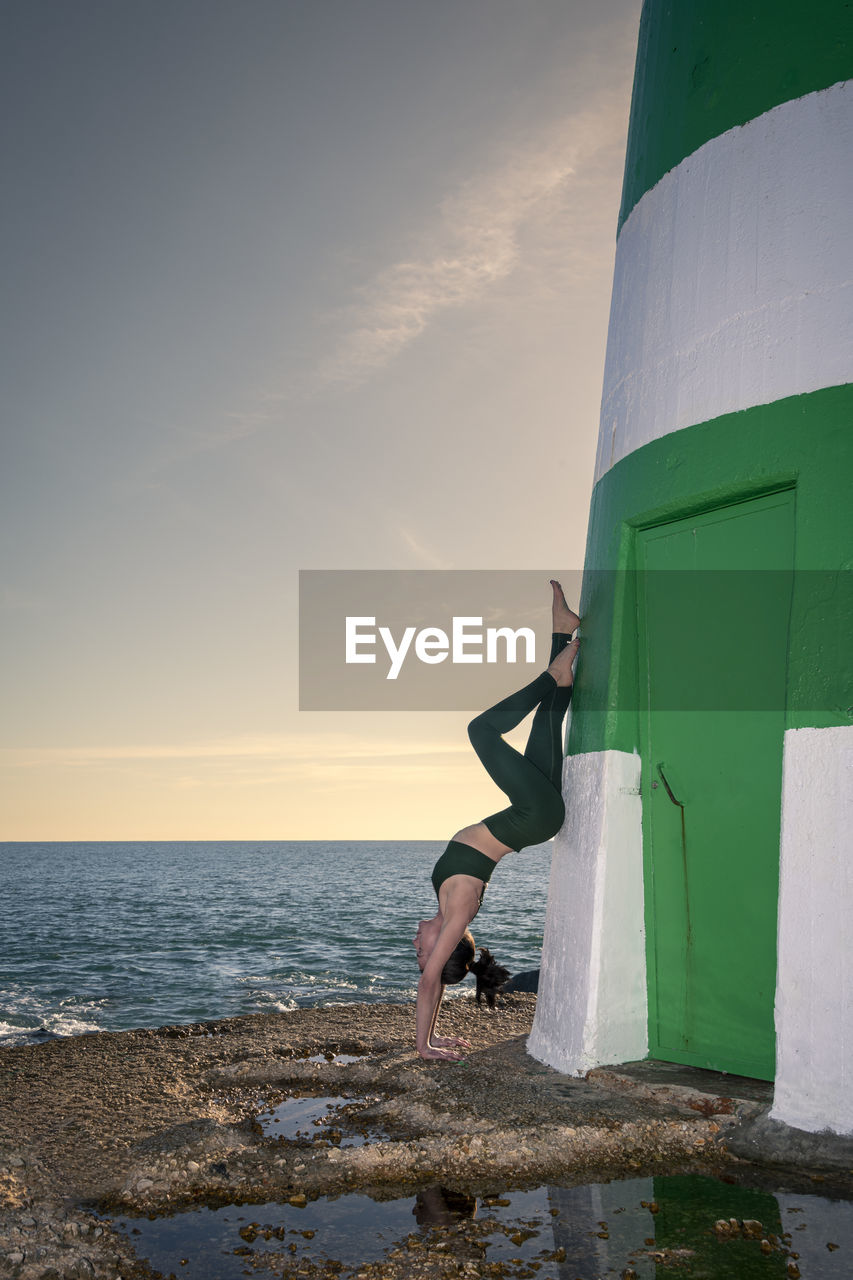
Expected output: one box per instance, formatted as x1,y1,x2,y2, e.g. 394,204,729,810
638,490,795,1080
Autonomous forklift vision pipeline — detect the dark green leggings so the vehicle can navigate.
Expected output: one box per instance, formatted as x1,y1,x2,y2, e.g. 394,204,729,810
467,633,574,851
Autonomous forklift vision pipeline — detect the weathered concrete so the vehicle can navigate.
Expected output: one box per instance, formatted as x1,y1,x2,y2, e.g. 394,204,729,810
728,1110,853,1174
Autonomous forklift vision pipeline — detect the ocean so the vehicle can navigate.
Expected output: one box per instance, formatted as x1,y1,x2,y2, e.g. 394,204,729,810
0,840,552,1047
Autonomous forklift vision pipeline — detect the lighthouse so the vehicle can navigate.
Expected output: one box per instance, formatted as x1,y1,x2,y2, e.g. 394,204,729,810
528,0,853,1137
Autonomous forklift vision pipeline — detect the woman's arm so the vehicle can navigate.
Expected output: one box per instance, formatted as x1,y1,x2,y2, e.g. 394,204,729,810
415,908,473,1060
416,969,450,1060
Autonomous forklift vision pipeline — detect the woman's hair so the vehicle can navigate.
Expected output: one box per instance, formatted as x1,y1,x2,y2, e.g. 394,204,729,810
440,929,475,984
469,946,510,1007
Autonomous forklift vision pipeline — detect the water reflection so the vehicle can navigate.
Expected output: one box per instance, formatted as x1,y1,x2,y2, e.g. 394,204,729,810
108,1194,415,1280
305,1052,366,1065
255,1093,381,1147
105,1173,853,1279
412,1185,478,1227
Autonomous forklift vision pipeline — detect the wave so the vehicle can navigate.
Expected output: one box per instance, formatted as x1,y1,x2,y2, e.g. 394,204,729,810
0,840,549,1045
0,989,106,1046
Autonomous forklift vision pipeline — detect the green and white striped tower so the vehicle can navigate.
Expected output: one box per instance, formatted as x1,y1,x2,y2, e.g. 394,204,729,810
529,0,853,1135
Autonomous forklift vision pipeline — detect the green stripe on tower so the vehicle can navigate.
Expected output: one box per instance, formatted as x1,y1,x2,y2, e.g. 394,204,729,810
619,0,853,228
572,386,853,759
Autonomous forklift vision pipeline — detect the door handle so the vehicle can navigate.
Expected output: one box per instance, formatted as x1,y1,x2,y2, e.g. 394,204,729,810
656,762,684,809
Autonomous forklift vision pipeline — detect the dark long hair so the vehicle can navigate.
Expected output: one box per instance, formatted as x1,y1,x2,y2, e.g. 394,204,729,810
440,929,475,984
469,947,510,1006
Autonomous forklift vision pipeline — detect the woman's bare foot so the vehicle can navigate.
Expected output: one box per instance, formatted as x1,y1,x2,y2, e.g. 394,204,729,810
548,637,580,687
419,1044,467,1061
550,579,580,634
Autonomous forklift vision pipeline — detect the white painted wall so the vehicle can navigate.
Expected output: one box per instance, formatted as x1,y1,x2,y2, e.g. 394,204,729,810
771,725,853,1135
528,749,647,1075
596,79,853,481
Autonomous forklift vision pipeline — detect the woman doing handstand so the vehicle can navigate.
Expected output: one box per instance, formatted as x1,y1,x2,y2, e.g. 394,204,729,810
412,580,580,1060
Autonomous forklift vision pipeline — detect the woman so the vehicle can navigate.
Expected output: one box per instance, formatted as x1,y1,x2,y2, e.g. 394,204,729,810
413,580,580,1060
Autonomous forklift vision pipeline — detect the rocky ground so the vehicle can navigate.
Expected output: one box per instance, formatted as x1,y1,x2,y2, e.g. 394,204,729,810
0,996,827,1280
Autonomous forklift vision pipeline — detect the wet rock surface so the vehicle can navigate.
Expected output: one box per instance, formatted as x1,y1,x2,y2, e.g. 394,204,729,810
0,997,846,1278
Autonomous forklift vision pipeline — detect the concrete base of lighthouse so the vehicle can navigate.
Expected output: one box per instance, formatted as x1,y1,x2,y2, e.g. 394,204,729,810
527,749,648,1075
771,724,853,1137
527,728,853,1142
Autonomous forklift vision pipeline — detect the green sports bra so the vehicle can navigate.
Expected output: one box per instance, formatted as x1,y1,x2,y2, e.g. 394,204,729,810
431,840,498,902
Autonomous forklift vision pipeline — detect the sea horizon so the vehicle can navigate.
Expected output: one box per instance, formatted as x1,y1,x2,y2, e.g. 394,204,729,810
0,839,552,1047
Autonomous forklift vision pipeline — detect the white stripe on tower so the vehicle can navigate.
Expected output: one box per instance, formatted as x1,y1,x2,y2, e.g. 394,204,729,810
772,728,853,1135
597,79,853,480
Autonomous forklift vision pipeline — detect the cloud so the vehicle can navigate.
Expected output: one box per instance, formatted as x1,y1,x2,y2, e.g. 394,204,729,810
119,91,629,474
0,734,469,769
309,112,614,392
228,92,629,426
0,733,475,800
395,526,452,570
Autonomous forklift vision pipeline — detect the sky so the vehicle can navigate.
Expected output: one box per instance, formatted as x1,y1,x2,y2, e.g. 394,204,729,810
1,0,642,841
